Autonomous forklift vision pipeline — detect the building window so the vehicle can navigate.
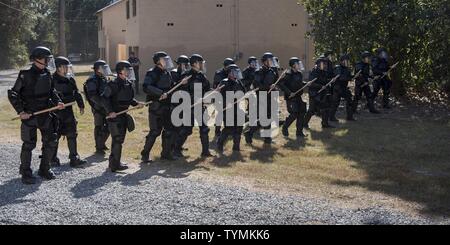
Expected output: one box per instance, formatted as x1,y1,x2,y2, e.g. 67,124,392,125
126,1,130,19
132,0,137,17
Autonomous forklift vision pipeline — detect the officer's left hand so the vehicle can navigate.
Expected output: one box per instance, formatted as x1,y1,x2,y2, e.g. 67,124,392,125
57,103,65,110
270,84,277,90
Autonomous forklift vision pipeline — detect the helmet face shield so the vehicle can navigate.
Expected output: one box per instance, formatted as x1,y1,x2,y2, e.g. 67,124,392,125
180,63,191,73
292,61,305,72
58,64,75,79
46,56,56,72
341,59,350,67
250,60,261,70
198,61,207,74
230,68,243,81
319,61,327,71
380,51,388,60
125,67,136,81
266,57,279,68
161,56,175,70
99,65,113,77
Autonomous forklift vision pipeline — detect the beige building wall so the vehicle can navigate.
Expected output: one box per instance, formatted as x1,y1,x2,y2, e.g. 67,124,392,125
99,0,314,80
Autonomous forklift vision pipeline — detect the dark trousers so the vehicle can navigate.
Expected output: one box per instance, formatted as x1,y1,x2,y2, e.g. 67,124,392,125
175,108,210,154
330,87,354,119
353,83,377,112
107,115,128,168
142,105,175,158
304,92,331,127
93,109,110,151
284,98,307,135
245,93,273,143
53,108,79,161
217,126,243,151
20,114,58,176
373,78,392,107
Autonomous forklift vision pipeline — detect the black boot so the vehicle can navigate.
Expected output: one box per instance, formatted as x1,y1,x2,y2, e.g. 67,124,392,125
282,126,289,137
70,157,87,168
20,170,37,185
140,150,152,163
110,163,128,173
368,99,381,114
38,169,56,180
50,157,61,168
200,133,213,157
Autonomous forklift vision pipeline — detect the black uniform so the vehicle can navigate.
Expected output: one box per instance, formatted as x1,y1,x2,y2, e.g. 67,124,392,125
170,67,187,156
330,65,355,120
52,73,85,165
141,66,176,161
8,65,62,178
372,57,392,108
216,78,246,152
175,69,212,156
244,66,278,144
213,69,228,137
84,74,110,152
304,67,333,128
279,69,307,137
242,66,256,93
102,77,139,170
352,62,378,113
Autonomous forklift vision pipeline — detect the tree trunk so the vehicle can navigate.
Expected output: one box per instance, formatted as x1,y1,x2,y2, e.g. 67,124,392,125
58,0,66,56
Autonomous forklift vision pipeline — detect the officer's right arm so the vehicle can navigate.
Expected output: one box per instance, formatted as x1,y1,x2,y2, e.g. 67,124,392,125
143,71,164,98
101,84,115,114
278,75,292,96
8,72,25,114
308,71,322,90
86,78,102,106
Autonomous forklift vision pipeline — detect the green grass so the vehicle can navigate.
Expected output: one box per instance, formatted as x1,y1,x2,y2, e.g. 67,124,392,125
1,65,449,216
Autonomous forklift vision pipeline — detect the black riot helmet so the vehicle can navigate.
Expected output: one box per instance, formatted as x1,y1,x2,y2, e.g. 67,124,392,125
116,60,136,81
93,60,113,77
29,46,55,71
55,56,75,78
361,51,372,63
227,64,243,81
176,55,190,65
223,58,235,68
261,52,279,68
30,46,52,61
153,51,175,70
339,54,351,67
190,54,204,65
55,56,71,68
376,47,389,59
289,57,305,72
190,54,207,73
316,56,328,71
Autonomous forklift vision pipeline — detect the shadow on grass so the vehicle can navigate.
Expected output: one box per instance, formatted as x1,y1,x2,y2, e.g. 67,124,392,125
310,113,450,216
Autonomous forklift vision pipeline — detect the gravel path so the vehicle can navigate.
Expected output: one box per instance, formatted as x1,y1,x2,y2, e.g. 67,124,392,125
0,144,446,225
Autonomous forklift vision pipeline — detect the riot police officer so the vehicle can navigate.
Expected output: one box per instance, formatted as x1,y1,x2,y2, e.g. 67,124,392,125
174,54,214,158
8,46,65,184
353,51,380,114
242,56,259,92
244,52,279,145
102,61,144,172
330,54,356,122
324,50,336,79
141,52,177,163
213,58,235,138
84,60,112,154
217,65,246,153
304,57,335,129
171,55,191,156
372,48,393,109
51,57,87,168
279,57,307,138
